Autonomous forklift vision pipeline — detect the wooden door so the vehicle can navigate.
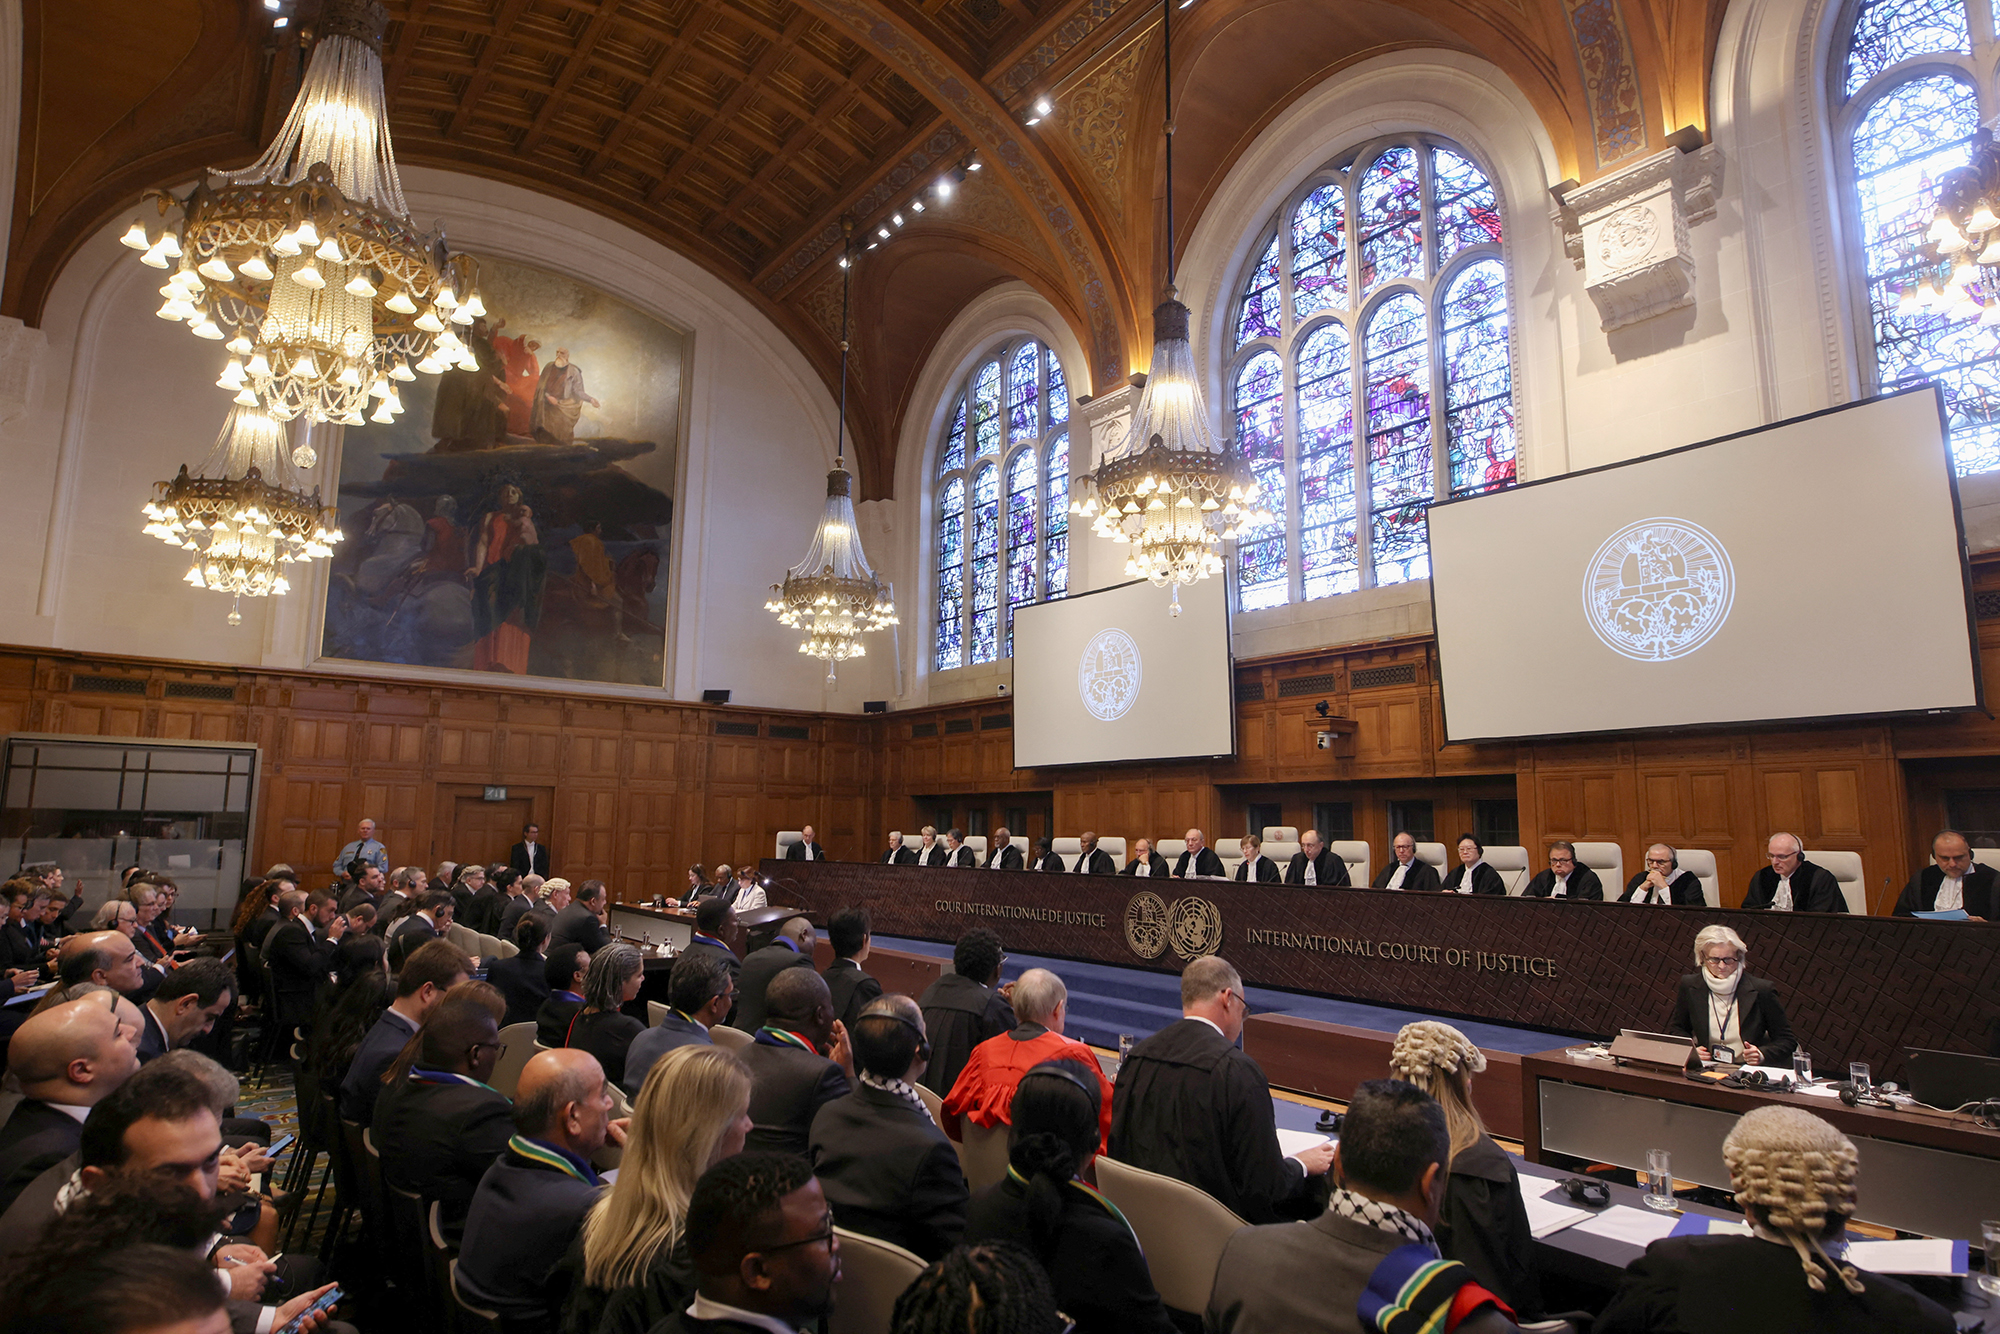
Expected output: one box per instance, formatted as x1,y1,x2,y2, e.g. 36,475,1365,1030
448,796,535,870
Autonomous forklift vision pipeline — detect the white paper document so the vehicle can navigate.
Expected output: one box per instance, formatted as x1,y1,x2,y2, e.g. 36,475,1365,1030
1523,1191,1592,1238
1572,1205,1685,1247
1276,1129,1330,1158
1845,1238,1968,1276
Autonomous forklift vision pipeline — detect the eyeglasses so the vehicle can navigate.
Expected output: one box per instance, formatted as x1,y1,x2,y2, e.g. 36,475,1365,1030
1645,856,1673,866
759,1217,837,1254
1702,954,1742,969
467,1041,508,1060
1768,850,1800,862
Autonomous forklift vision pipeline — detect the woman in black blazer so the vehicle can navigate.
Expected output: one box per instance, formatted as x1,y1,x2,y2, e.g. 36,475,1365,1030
566,943,647,1088
1622,843,1707,904
1667,924,1797,1066
1440,835,1506,895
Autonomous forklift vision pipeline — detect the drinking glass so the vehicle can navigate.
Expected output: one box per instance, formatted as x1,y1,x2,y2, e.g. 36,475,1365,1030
1981,1220,2000,1296
1848,1061,1872,1095
1644,1148,1676,1211
1792,1051,1813,1084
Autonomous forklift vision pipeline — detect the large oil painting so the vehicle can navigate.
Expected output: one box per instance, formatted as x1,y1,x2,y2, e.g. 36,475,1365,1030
319,255,684,686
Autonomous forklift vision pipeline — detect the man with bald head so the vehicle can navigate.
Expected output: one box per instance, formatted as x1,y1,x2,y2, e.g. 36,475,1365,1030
740,966,853,1158
34,930,146,1012
1070,831,1116,876
941,967,1113,1147
732,914,819,1034
1285,829,1351,887
457,1048,623,1325
0,993,142,1213
1743,833,1846,913
1173,829,1226,879
1122,838,1170,877
1896,830,2000,919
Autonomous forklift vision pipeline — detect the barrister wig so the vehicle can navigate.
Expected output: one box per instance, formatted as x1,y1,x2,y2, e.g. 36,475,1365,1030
1722,1105,1864,1294
1390,1021,1488,1162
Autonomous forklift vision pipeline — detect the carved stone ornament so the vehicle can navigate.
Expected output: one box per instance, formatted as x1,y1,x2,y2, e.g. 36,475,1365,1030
1078,382,1141,471
0,316,46,423
1556,144,1724,332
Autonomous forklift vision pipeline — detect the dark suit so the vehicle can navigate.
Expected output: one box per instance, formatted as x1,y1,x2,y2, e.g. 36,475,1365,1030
1894,861,2000,917
944,845,978,867
1032,850,1066,872
1593,1234,1953,1334
1071,847,1116,876
1121,853,1171,877
739,1036,851,1160
1284,849,1350,887
918,842,950,867
880,846,919,865
567,1010,645,1089
623,1012,712,1096
0,1099,85,1217
388,915,440,970
810,1082,968,1261
1666,973,1797,1066
1742,858,1846,913
509,841,552,877
266,917,338,1037
679,937,741,1026
457,1141,601,1326
982,842,1024,870
1206,1207,1402,1333
537,994,585,1049
730,941,816,1033
966,1171,1175,1334
1235,854,1282,884
0,922,43,973
137,1006,172,1063
1520,866,1604,900
551,903,611,954
824,958,883,1030
497,893,536,943
338,1007,419,1124
784,840,827,862
1441,862,1507,895
465,885,505,936
488,950,551,1027
1174,847,1226,878
1371,859,1443,892
1623,869,1707,905
373,1073,515,1235
916,972,1015,1096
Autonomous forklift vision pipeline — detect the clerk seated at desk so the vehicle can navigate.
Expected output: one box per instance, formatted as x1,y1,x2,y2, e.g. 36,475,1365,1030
1893,829,1998,919
1667,924,1796,1067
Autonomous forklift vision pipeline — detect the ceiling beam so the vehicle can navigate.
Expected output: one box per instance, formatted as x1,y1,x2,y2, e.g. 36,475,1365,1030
705,91,853,226
647,10,817,204
581,10,721,175
749,111,949,288
443,0,541,140
512,0,628,155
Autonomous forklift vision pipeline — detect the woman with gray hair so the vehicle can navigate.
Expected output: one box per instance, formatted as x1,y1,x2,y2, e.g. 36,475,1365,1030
1667,924,1797,1067
565,942,647,1087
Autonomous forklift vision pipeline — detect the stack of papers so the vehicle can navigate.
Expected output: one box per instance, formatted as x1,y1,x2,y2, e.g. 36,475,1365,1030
1523,1191,1592,1239
1845,1239,1969,1275
1572,1206,1685,1247
1668,1215,1753,1238
1275,1129,1330,1158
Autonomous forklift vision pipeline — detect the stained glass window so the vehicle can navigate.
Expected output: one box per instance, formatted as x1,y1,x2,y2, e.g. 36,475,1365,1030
934,338,1073,668
1845,0,1968,95
1225,134,1510,606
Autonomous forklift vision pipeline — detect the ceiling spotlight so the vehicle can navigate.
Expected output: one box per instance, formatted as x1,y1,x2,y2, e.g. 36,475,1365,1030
892,212,905,227
1034,96,1053,116
838,255,850,269
273,14,288,23
877,226,891,240
910,199,924,213
967,158,982,171
936,178,954,200
1025,116,1041,126
262,0,279,9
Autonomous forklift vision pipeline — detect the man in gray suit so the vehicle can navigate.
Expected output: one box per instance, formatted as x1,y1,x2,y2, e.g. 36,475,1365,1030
622,953,736,1096
1206,1080,1458,1334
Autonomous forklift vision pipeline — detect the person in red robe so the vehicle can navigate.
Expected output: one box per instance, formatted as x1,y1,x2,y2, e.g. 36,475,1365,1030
942,967,1113,1149
468,483,546,674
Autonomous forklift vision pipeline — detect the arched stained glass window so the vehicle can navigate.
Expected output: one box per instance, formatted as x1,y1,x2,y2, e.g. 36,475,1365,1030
932,337,1074,669
1838,9,2000,475
1228,134,1512,607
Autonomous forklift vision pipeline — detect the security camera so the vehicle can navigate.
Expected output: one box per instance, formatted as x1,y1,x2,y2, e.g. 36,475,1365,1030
1315,731,1333,750
997,684,1010,697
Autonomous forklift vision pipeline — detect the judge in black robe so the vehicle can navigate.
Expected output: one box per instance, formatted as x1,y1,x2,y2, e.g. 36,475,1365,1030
1108,1016,1319,1224
1030,839,1065,873
942,837,978,868
1284,838,1350,887
1372,851,1442,891
1894,852,2000,918
917,835,950,867
1441,837,1506,895
1743,847,1846,913
1172,836,1226,878
982,833,1025,870
1070,839,1116,876
1521,846,1603,900
916,970,1014,1095
879,834,919,866
1623,861,1706,904
1234,838,1282,884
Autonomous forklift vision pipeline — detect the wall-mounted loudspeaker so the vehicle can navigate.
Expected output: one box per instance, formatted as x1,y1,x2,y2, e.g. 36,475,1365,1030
863,701,888,714
701,690,731,704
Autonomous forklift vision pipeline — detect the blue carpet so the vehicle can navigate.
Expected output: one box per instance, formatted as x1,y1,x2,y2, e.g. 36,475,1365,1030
877,935,1567,1056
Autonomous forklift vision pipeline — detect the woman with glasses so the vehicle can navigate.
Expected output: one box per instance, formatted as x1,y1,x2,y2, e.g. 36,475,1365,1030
1622,844,1705,905
1667,924,1797,1067
565,943,647,1088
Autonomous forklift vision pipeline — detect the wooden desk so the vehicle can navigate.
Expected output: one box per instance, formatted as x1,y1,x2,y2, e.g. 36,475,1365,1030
1244,1011,1525,1140
1521,1047,2000,1241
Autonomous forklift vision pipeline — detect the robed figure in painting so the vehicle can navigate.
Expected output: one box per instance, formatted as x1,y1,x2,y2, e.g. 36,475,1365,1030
531,349,601,446
468,483,547,673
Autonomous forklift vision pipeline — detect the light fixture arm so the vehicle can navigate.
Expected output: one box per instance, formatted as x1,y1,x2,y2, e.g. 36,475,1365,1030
1162,0,1177,291
836,223,853,470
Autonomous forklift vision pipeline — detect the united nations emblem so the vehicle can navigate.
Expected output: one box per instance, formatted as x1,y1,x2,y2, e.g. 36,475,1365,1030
1124,892,1170,959
1078,628,1143,721
1583,518,1734,663
1167,896,1224,961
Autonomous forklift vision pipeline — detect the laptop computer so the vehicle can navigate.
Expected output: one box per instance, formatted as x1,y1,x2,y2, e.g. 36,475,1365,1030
1610,1028,1697,1069
1906,1048,2000,1109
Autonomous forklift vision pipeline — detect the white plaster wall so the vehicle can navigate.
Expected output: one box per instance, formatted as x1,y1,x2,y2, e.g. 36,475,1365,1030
0,166,896,712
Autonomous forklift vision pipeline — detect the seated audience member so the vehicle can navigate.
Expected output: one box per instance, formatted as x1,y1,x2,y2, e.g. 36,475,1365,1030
388,890,458,969
338,860,387,917
965,1060,1175,1334
1208,1080,1452,1334
1594,1106,1954,1334
1623,844,1706,905
565,943,646,1089
1109,955,1332,1224
0,994,141,1215
338,938,471,1125
372,864,423,930
1029,837,1063,873
914,826,948,868
822,907,883,1030
811,995,968,1260
942,968,1112,1147
1441,835,1505,895
942,829,978,868
731,916,817,1034
656,1151,840,1334
459,1049,624,1331
89,900,162,1001
468,867,512,936
149,1051,280,1249
1372,832,1442,892
726,866,768,912
553,880,613,954
917,929,1015,1095
785,825,828,862
342,902,378,942
1742,834,1846,913
1236,833,1281,884
449,864,486,921
1520,842,1601,901
137,958,235,1063
0,1198,238,1334
889,1243,1062,1334
881,831,918,866
35,931,146,1013
624,954,735,1097
1895,829,1999,918
983,828,1025,870
537,943,592,1048
1286,830,1350,888
1070,831,1115,876
1174,828,1226,879
501,873,544,939
533,879,572,930
308,970,393,1116
1389,1021,1544,1321
491,913,554,1027
565,1046,754,1334
1121,838,1169,877
1667,924,1797,1067
741,968,853,1159
124,883,174,970
373,981,513,1236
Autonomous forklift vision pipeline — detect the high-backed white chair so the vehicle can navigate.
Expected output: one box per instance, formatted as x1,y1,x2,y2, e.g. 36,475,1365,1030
1329,840,1370,888
1093,1155,1249,1316
1485,846,1531,895
1574,842,1625,898
1052,836,1083,863
1675,849,1721,906
1261,825,1299,845
1264,840,1301,874
1215,837,1243,878
487,1021,539,1100
1098,836,1128,862
1155,838,1188,869
826,1229,928,1334
774,830,804,859
958,1120,1012,1192
1807,850,1868,914
1415,842,1448,872
1975,848,2000,871
963,835,988,863
447,922,481,954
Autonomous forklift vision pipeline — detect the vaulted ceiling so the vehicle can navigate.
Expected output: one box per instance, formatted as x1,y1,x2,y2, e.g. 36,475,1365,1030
6,0,1727,497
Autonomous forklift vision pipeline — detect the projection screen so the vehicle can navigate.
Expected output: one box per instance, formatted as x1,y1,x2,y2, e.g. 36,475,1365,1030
1428,388,1981,743
1013,575,1234,768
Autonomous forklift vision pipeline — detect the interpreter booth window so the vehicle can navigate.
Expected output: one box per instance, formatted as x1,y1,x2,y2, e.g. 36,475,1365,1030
1313,802,1356,841
934,338,1074,670
1229,135,1515,611
1246,803,1284,836
1473,799,1520,849
1835,0,2000,473
1,736,258,930
1387,799,1435,842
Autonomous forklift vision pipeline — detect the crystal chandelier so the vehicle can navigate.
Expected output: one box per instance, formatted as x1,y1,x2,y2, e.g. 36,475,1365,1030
1070,0,1273,606
766,230,898,681
141,406,343,624
118,0,482,427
